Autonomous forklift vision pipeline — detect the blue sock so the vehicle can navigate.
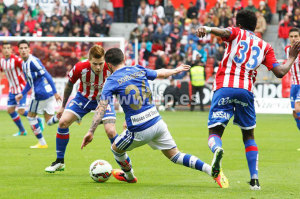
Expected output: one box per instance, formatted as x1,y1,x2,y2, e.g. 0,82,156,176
244,139,259,179
22,110,28,117
56,128,70,159
109,134,119,144
170,152,205,171
208,134,222,153
9,112,25,132
295,112,300,130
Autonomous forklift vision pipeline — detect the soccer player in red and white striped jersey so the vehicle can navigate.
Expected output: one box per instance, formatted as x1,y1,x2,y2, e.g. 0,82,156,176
0,42,28,136
196,10,300,190
45,45,117,173
285,27,300,132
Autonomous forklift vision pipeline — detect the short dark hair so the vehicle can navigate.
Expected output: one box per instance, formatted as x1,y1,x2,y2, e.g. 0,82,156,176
289,27,300,35
105,48,124,66
236,10,257,32
18,40,29,47
2,41,11,46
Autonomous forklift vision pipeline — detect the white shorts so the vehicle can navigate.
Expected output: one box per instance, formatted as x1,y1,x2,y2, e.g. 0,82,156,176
114,119,177,151
28,96,56,115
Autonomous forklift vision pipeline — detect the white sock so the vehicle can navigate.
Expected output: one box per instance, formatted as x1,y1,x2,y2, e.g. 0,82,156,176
47,115,59,126
39,137,47,145
202,163,212,176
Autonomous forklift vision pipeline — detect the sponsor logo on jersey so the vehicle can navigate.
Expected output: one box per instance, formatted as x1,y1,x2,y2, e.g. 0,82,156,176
218,97,248,107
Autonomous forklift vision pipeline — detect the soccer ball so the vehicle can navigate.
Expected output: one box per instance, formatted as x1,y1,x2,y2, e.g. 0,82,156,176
89,160,112,182
158,105,166,111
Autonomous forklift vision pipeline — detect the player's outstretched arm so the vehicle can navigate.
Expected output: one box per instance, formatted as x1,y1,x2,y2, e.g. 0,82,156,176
81,100,109,149
271,41,300,78
156,64,191,79
196,26,231,38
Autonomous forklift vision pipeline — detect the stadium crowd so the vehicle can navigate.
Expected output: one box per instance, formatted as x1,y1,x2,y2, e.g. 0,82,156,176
0,0,298,80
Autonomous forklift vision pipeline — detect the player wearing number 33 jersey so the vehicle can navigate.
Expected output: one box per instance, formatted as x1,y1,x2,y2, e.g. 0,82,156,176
196,10,300,190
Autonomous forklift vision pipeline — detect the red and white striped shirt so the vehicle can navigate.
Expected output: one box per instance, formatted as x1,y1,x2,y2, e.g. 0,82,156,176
285,45,300,85
0,54,26,94
68,60,110,101
214,27,279,92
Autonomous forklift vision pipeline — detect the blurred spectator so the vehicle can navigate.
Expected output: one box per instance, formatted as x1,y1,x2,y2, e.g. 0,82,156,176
136,17,145,32
163,78,180,111
130,27,142,42
153,0,165,19
22,0,32,16
61,15,71,36
187,2,198,19
25,15,37,33
258,1,272,23
0,0,7,20
21,25,31,36
169,27,181,46
65,0,76,14
232,0,243,14
155,51,167,69
100,9,112,34
164,0,175,22
111,0,124,22
56,26,67,37
214,44,225,68
72,9,84,28
176,3,187,19
33,23,43,37
190,60,205,111
11,14,24,36
151,40,163,54
90,2,100,15
255,11,267,38
164,36,175,55
218,10,229,28
192,44,207,63
0,26,11,36
77,0,88,18
66,52,79,70
292,8,300,28
32,4,41,19
138,0,151,17
188,27,200,43
92,16,107,37
52,0,63,17
152,26,166,42
278,14,293,50
184,39,197,53
139,42,151,61
245,0,258,13
204,37,219,57
8,0,20,15
277,0,288,21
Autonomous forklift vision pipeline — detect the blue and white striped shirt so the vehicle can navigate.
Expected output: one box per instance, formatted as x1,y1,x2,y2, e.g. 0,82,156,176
22,55,57,100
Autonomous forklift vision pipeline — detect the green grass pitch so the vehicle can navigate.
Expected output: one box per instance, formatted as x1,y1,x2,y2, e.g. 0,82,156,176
0,111,299,199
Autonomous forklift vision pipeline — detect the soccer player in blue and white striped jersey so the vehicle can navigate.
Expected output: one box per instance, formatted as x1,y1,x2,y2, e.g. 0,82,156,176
15,40,61,148
81,48,229,188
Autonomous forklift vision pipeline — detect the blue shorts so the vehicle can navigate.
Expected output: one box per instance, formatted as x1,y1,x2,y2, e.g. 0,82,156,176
208,87,256,130
7,92,27,109
65,93,116,121
290,84,300,109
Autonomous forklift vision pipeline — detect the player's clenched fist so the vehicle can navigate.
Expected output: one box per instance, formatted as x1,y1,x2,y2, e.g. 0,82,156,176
196,26,211,38
15,94,23,103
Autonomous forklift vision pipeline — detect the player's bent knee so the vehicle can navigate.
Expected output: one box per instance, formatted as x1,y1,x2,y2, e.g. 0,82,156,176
59,119,71,129
17,109,25,115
